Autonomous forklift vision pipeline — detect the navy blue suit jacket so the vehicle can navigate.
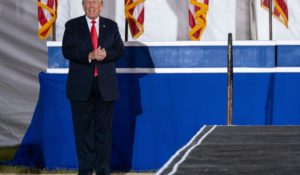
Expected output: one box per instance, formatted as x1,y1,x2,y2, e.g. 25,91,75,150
62,16,124,101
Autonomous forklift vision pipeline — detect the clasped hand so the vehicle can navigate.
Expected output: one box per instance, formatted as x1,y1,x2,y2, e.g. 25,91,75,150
89,47,106,61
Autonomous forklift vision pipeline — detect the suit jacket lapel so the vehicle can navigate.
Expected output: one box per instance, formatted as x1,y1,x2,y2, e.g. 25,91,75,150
98,16,107,48
80,16,93,50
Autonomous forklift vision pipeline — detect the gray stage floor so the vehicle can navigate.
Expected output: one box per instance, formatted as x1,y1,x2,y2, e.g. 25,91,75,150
156,125,300,175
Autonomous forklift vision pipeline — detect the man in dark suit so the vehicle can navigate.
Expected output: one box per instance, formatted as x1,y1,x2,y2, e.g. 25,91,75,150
62,0,124,174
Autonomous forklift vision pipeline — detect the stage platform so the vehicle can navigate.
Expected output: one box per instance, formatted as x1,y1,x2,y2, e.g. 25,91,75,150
156,125,300,175
6,41,300,171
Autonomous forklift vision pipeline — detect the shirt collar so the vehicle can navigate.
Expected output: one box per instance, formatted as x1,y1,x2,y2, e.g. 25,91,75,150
85,16,100,24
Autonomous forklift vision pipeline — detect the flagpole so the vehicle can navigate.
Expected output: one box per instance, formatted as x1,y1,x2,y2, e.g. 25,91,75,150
125,20,128,41
269,0,273,40
52,19,56,41
125,0,128,42
227,33,233,126
52,0,57,41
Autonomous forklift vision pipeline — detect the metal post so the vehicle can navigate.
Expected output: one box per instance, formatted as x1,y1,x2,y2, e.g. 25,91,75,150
52,20,56,41
52,0,57,41
227,33,233,126
269,0,273,40
125,0,129,41
125,20,129,41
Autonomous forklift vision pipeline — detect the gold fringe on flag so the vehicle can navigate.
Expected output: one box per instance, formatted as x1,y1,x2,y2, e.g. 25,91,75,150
189,0,209,41
37,1,57,40
125,0,145,39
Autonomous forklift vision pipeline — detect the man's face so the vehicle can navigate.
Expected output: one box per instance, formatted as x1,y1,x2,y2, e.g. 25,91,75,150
83,0,103,20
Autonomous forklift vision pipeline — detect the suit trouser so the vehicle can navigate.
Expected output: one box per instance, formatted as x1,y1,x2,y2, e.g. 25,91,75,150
70,78,114,175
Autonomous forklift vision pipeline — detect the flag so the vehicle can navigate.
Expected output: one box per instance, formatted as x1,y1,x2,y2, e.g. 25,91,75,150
189,0,209,41
125,0,145,39
261,0,288,28
37,0,58,40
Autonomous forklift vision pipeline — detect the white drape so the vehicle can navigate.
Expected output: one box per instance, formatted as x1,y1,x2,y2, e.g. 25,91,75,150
56,0,237,41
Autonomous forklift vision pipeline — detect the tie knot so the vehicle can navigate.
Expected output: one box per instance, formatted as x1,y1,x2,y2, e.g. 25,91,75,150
91,20,96,25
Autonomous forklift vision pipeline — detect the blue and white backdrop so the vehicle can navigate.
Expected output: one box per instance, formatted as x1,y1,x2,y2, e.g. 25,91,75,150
1,0,300,147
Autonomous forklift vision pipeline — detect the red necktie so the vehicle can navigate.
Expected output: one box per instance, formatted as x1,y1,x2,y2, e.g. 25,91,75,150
91,20,98,77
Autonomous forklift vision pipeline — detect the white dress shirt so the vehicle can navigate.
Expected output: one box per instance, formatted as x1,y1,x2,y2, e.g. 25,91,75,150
86,16,99,37
85,16,100,63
